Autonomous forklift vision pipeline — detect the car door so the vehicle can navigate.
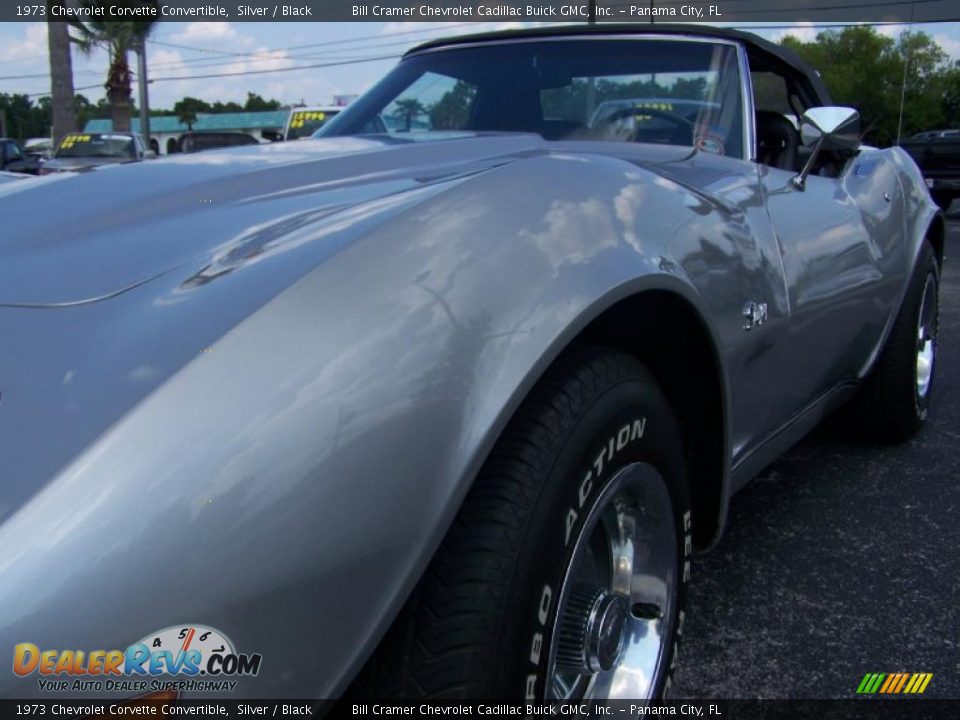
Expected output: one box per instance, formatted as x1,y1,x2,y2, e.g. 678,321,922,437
760,147,905,415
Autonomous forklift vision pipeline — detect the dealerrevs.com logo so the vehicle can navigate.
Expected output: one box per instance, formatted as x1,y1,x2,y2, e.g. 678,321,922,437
13,625,262,693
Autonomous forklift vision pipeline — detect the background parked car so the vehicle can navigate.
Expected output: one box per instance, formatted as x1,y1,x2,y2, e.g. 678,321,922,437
0,138,42,174
39,131,155,174
24,137,53,160
899,129,960,210
176,131,259,154
909,129,960,142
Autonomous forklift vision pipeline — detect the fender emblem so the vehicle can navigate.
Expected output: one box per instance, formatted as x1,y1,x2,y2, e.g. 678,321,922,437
743,301,768,331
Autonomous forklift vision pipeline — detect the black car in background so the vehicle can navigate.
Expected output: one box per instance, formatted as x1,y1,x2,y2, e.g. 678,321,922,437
900,129,960,210
0,139,43,175
176,131,259,154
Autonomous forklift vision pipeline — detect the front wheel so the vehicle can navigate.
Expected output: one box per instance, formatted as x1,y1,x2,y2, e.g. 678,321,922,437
352,348,691,700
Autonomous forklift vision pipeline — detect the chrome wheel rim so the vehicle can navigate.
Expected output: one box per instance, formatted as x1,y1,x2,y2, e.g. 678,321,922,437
916,274,937,399
546,463,678,700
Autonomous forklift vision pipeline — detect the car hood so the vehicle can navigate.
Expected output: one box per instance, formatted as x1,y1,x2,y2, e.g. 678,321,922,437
1,133,694,307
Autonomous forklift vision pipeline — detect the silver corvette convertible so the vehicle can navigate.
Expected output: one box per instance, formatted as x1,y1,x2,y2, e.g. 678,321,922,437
0,25,943,702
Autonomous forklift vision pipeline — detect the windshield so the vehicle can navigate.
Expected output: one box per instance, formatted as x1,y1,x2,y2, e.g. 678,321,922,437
320,38,745,158
287,109,340,140
56,133,135,159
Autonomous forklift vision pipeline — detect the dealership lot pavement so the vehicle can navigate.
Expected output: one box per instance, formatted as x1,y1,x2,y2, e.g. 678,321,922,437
672,211,960,700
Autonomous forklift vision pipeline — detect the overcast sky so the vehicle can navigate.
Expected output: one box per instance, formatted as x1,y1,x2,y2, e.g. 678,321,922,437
1,20,959,110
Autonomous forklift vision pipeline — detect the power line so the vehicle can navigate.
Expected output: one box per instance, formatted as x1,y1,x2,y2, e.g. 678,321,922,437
0,69,100,81
24,82,103,99
149,52,402,83
0,53,50,65
1,22,485,84
6,13,958,94
148,21,479,62
144,35,471,73
17,49,403,96
2,26,465,82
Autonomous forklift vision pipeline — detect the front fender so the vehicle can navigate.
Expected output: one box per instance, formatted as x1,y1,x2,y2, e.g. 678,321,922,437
0,153,729,699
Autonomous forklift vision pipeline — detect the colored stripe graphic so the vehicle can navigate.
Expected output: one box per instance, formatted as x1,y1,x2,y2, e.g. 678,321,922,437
857,672,932,694
857,673,886,693
905,673,934,694
893,673,909,693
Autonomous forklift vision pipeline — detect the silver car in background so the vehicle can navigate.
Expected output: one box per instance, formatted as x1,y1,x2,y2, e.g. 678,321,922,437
0,25,943,702
38,131,155,174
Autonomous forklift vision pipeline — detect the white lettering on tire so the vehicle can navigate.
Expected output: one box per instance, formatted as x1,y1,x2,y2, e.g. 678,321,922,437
529,417,651,697
538,585,552,625
527,584,553,699
566,418,647,547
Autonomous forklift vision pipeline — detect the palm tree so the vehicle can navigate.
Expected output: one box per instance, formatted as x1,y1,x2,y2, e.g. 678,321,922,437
174,97,208,132
392,98,427,132
69,2,159,132
47,14,77,146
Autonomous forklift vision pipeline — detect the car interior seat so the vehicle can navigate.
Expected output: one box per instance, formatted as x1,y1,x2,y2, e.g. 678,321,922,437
755,110,799,171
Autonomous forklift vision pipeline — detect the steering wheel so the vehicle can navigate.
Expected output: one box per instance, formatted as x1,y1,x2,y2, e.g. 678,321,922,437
600,106,695,146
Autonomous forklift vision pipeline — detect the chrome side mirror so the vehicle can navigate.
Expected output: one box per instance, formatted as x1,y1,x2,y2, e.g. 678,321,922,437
792,106,860,189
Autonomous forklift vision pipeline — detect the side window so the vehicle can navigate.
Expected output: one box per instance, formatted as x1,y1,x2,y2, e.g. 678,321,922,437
537,43,745,157
6,142,23,161
751,71,799,124
751,70,803,171
381,72,478,133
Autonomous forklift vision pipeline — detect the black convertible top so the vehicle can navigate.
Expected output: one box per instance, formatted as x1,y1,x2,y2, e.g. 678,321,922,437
408,23,832,106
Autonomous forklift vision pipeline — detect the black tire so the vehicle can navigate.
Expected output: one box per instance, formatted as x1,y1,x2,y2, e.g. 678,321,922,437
931,190,953,212
845,242,940,443
349,347,691,700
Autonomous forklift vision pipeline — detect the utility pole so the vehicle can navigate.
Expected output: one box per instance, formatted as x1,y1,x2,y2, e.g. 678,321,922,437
137,38,151,148
47,17,77,146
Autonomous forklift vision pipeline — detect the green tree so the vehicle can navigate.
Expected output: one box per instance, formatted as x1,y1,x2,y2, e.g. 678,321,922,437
0,93,51,139
173,97,210,130
69,1,159,132
942,63,960,128
211,100,244,113
428,82,476,130
243,92,281,111
781,26,953,146
392,98,426,131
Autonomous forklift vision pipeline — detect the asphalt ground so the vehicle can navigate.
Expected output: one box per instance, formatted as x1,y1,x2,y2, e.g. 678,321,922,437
672,210,960,700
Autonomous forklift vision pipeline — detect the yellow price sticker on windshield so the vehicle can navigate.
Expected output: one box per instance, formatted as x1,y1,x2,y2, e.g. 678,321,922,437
292,111,326,128
634,102,673,121
60,134,91,148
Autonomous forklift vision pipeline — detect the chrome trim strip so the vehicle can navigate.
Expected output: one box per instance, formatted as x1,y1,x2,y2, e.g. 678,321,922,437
407,34,742,56
737,41,757,162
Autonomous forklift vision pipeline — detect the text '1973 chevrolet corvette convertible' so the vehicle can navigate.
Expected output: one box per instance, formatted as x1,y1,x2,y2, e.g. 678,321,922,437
0,24,944,703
